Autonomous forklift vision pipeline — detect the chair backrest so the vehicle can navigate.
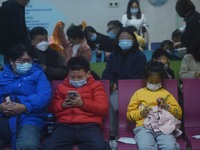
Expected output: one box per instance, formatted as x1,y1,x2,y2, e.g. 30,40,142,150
51,80,110,129
142,50,153,62
182,79,200,128
90,62,106,78
169,60,182,79
118,79,178,130
151,42,161,51
90,50,97,63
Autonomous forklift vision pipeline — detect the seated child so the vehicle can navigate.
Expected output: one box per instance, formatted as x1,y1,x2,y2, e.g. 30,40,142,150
152,48,175,79
161,40,186,60
127,61,182,150
42,57,109,150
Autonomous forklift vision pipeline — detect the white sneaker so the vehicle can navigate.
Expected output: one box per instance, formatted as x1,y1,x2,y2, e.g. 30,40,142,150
109,140,117,150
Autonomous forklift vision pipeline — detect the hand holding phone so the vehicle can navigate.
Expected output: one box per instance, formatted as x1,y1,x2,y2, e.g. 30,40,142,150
67,91,78,99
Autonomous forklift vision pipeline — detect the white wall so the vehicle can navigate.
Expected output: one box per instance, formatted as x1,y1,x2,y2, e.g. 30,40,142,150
0,0,200,42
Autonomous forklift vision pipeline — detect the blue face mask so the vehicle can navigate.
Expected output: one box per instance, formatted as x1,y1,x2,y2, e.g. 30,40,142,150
90,33,97,41
107,31,116,39
15,62,32,74
119,39,133,51
69,79,87,87
130,8,139,15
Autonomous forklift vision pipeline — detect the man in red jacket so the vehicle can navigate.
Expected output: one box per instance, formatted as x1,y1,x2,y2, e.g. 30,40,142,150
42,57,109,150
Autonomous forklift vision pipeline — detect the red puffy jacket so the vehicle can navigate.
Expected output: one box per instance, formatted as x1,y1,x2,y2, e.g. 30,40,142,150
49,76,108,126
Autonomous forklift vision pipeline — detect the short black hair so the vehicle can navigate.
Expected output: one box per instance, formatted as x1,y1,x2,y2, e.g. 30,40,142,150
67,57,90,72
66,25,84,39
144,61,165,80
107,20,123,29
9,43,33,61
84,26,96,34
161,40,173,49
152,48,170,60
172,29,182,40
84,26,97,39
176,0,195,18
29,27,48,40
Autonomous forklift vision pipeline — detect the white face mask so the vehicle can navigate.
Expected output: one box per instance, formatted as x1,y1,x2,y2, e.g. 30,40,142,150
147,83,162,91
36,41,49,51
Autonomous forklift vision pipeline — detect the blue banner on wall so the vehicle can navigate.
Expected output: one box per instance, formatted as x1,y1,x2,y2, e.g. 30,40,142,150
25,1,66,35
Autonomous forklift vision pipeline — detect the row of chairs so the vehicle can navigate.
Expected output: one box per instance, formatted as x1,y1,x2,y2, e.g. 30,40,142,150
3,79,200,150
89,60,182,79
53,79,199,150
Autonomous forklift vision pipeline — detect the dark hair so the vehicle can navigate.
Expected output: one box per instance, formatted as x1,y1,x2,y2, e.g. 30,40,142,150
9,43,33,61
152,48,170,60
67,57,90,72
84,26,96,34
29,27,48,40
116,27,139,50
161,40,173,49
171,29,182,40
126,0,142,20
66,25,84,39
176,0,195,18
126,25,137,32
144,61,165,80
84,26,97,39
107,20,123,29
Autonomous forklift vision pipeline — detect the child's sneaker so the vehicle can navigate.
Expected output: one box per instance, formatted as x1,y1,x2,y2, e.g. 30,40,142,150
109,140,117,150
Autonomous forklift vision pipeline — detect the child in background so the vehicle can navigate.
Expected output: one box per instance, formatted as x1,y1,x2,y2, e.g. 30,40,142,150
172,29,183,49
42,57,109,150
161,40,181,60
127,61,182,150
152,48,175,79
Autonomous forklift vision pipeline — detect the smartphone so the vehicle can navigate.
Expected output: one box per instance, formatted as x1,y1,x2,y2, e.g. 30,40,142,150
67,91,78,98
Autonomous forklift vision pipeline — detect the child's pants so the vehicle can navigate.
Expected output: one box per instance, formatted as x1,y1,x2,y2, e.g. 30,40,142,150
134,126,180,150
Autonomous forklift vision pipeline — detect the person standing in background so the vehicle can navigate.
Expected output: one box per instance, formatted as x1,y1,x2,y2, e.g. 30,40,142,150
176,0,200,50
0,0,30,62
121,0,148,39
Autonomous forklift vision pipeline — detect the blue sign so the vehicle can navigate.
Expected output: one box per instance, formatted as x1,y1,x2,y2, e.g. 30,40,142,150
25,1,66,35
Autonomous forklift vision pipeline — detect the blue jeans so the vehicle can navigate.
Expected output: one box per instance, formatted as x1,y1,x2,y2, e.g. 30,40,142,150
134,126,180,150
16,125,42,150
42,123,109,150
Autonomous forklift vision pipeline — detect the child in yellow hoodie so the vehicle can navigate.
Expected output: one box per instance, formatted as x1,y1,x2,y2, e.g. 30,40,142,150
127,61,182,150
